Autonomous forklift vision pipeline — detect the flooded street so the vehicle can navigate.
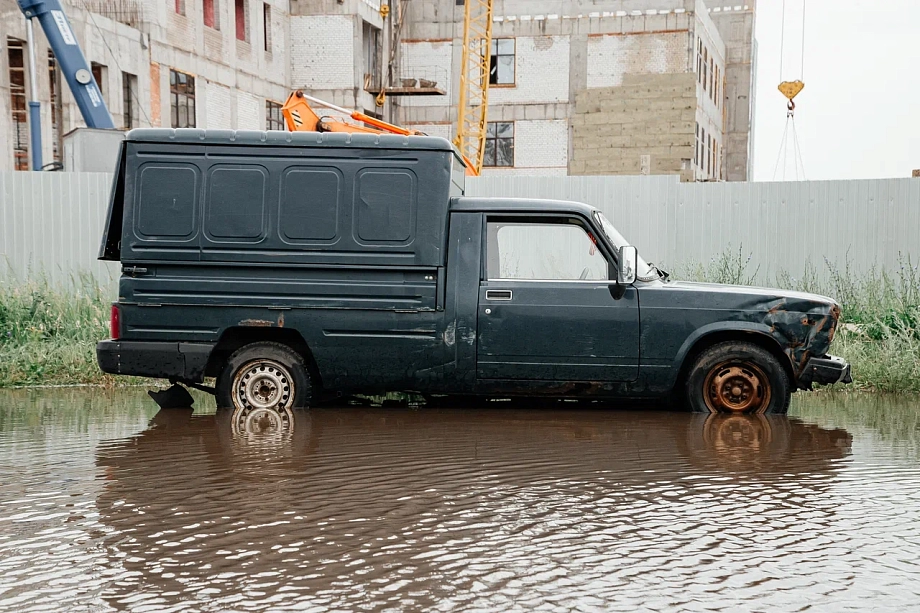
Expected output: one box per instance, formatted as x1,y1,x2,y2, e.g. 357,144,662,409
1,391,919,611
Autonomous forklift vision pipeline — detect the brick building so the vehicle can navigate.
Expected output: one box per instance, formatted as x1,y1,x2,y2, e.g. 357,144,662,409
0,0,756,180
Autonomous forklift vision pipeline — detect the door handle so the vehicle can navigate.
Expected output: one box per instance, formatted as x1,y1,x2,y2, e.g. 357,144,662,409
485,289,512,301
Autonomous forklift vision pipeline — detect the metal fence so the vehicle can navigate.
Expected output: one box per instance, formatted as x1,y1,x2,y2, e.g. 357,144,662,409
2,171,919,288
0,172,119,288
468,175,920,283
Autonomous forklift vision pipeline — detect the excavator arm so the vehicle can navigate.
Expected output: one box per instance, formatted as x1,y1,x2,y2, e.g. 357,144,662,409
281,90,477,175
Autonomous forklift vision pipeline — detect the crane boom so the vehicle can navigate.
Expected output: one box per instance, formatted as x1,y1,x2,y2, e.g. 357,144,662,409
17,0,115,130
454,0,493,175
282,90,479,175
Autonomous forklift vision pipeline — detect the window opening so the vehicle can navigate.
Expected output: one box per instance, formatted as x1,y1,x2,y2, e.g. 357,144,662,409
7,39,28,171
170,69,196,128
489,38,515,85
266,100,283,130
483,121,514,167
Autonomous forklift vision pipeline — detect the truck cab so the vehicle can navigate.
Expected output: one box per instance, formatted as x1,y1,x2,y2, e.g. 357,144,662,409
97,129,850,414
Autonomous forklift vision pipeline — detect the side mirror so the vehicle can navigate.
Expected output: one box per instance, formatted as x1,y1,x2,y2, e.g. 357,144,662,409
618,245,638,284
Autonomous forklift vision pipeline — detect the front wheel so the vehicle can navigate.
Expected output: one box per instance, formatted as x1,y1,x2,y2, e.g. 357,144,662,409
216,342,313,411
685,341,791,414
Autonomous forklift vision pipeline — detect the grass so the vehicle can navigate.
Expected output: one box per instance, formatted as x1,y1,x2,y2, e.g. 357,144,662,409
670,247,920,393
1,253,919,392
0,273,128,387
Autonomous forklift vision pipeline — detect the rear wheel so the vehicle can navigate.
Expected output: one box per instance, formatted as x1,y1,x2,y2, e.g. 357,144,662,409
216,342,313,411
685,341,791,414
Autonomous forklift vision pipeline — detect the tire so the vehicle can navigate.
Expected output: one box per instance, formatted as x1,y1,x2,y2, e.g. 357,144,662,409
216,342,313,411
684,341,791,414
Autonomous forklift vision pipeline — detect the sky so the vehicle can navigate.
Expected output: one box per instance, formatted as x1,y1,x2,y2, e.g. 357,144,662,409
751,0,920,181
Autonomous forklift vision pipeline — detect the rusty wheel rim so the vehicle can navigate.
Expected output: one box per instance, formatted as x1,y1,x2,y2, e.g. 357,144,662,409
703,360,772,414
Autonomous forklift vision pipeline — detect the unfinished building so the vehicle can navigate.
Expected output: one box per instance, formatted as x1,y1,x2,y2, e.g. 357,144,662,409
0,0,755,180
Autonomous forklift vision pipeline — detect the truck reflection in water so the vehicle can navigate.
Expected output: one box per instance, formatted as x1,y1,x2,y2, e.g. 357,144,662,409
95,407,852,610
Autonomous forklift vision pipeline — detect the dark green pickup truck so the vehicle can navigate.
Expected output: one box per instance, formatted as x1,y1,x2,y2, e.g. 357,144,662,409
97,129,850,414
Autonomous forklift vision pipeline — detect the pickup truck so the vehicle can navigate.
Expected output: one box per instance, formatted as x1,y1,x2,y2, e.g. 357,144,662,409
96,129,850,414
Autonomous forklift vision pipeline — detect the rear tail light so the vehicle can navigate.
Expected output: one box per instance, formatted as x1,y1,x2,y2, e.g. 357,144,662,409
110,304,121,340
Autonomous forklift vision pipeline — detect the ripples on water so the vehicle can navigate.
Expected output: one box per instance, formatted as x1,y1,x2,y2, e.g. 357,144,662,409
0,390,919,612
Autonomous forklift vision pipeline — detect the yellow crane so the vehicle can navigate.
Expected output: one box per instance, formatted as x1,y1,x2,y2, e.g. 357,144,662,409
454,0,494,175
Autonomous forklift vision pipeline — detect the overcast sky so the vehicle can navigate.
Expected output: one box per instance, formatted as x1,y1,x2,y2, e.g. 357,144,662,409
752,0,920,181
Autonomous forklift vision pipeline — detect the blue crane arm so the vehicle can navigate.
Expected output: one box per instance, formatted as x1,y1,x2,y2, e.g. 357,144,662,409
17,0,115,129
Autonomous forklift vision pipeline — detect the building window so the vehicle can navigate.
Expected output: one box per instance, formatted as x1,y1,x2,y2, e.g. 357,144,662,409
266,100,283,130
697,39,702,81
702,47,708,92
7,38,28,170
175,0,185,15
489,38,514,85
235,0,249,41
363,21,380,90
169,69,196,128
48,51,62,162
694,122,699,167
91,62,106,101
204,0,219,30
263,3,271,52
700,128,709,173
709,56,716,102
714,65,720,106
122,72,137,130
711,136,717,178
483,121,514,167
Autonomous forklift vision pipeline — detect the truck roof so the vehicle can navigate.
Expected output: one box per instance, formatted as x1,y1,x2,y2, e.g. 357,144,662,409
125,128,460,154
450,197,598,216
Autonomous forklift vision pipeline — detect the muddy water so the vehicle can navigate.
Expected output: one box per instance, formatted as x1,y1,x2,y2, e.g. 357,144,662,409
0,391,919,612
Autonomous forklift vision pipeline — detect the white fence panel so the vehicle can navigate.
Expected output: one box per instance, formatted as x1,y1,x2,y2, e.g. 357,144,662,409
0,172,119,288
2,171,919,288
468,175,920,282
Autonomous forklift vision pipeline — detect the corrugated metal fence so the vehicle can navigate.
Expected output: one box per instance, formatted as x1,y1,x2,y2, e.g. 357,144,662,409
468,175,920,283
2,171,919,288
0,172,119,287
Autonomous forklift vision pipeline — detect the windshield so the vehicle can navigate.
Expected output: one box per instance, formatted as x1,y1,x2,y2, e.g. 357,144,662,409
593,210,655,279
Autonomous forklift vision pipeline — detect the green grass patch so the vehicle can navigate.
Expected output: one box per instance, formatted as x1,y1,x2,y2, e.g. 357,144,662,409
0,274,131,387
2,253,919,392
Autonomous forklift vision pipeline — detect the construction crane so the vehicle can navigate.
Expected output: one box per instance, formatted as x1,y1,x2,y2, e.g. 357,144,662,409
16,0,116,171
773,0,807,180
454,0,494,175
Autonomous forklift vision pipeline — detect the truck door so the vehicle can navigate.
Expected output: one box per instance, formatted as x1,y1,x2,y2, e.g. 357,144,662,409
476,215,640,382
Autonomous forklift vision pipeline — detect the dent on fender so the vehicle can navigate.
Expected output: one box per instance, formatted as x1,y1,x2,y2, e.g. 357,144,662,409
762,299,839,372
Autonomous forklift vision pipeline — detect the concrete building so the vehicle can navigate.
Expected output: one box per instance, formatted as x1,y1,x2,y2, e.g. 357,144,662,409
0,0,292,171
397,0,756,180
0,0,755,180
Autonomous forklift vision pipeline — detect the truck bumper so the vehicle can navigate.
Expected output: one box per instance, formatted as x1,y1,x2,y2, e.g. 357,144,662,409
798,354,852,387
97,340,214,382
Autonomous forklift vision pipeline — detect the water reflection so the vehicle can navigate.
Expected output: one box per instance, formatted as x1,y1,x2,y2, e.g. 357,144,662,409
93,407,852,611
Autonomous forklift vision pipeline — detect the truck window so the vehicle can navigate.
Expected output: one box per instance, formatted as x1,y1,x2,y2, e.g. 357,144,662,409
486,221,608,281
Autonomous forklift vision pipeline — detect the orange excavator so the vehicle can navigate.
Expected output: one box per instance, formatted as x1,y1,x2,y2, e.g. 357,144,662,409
281,90,478,176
